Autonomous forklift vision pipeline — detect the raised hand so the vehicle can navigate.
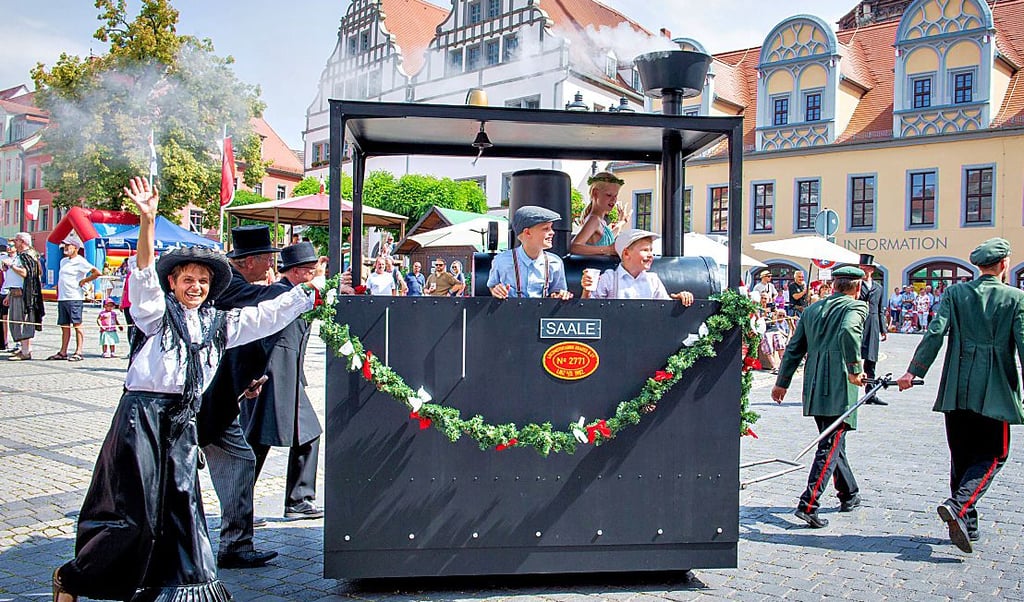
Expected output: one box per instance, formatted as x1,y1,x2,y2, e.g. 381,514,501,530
124,176,158,219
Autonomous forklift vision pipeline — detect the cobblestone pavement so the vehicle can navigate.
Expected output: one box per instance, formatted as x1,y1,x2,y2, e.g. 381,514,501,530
0,304,1022,601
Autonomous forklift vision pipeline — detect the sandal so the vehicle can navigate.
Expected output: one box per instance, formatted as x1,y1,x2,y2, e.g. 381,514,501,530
8,351,31,361
53,567,77,602
67,354,83,362
47,353,68,360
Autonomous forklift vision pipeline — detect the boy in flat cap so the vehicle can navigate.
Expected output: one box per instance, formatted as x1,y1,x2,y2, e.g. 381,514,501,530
773,265,868,528
898,237,1024,553
488,206,572,300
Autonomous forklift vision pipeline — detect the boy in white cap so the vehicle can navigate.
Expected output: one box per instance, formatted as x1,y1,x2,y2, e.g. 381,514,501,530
581,228,694,305
488,206,572,300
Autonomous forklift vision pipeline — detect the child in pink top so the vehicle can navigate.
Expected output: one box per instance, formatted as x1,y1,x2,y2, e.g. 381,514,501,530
97,298,123,358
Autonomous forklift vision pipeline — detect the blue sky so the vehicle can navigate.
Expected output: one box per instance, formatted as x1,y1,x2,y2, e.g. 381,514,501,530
2,1,855,149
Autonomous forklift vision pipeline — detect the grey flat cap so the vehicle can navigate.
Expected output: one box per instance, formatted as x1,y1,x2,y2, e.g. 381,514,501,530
512,205,561,234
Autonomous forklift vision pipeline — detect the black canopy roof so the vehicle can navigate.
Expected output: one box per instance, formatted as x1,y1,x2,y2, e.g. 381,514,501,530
331,100,737,162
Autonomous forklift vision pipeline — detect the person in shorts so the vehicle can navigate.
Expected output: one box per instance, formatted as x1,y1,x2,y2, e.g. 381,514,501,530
50,233,101,361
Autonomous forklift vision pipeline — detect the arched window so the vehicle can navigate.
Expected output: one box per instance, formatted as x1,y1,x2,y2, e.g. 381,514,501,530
1013,264,1024,289
907,259,973,290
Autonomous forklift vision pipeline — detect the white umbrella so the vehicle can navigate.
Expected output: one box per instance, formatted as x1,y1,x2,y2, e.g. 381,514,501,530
406,217,508,251
683,232,765,267
752,235,860,263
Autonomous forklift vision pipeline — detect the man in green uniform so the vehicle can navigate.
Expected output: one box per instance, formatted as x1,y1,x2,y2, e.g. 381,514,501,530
897,238,1024,554
772,266,868,528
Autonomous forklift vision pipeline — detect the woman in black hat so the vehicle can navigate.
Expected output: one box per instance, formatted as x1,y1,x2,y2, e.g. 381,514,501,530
53,177,325,602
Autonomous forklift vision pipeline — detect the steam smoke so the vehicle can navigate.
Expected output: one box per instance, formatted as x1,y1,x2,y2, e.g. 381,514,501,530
578,22,678,66
44,41,256,175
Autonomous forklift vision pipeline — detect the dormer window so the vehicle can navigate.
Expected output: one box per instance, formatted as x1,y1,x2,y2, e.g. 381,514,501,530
772,96,789,126
804,92,821,122
347,36,357,56
953,71,973,104
359,31,370,52
605,53,617,78
632,68,643,92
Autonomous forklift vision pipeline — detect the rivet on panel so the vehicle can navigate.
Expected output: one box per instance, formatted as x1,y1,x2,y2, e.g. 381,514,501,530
408,533,415,540
535,531,542,538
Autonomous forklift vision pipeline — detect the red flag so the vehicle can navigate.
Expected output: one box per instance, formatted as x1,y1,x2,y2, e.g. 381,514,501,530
23,198,39,221
220,136,236,207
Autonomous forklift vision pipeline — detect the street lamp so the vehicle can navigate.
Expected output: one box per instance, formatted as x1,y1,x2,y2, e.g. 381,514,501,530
564,91,589,112
608,97,635,113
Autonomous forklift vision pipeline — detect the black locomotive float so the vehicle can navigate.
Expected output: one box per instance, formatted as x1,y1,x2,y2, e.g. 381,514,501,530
323,50,748,578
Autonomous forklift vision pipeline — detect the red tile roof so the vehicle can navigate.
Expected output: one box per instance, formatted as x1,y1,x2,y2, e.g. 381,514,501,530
381,0,448,76
0,85,29,100
991,0,1024,127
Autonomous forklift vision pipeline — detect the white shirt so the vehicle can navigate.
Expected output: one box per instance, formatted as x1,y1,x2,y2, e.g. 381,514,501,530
591,265,670,300
57,254,94,301
3,254,25,289
123,265,315,395
366,270,396,295
752,281,778,300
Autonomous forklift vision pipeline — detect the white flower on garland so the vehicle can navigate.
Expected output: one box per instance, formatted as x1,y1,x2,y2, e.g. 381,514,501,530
339,340,355,356
408,387,432,412
349,354,363,371
325,288,338,306
682,321,711,347
571,417,588,443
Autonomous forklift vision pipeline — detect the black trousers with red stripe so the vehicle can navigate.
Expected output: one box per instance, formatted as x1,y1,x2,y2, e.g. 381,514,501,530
799,416,859,514
944,410,1010,535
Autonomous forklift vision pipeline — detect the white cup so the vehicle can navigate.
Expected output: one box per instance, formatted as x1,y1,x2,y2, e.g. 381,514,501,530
583,268,600,292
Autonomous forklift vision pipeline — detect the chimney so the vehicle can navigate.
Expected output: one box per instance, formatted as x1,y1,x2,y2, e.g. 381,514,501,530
660,28,672,39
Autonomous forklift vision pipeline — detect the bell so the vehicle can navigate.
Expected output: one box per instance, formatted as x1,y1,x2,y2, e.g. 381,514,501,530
472,122,492,149
465,88,488,106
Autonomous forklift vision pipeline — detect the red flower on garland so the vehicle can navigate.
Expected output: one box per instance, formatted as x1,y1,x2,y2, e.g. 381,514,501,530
742,356,762,372
743,428,759,439
410,411,432,430
654,370,673,382
362,350,374,380
587,419,612,443
354,285,367,295
496,438,518,451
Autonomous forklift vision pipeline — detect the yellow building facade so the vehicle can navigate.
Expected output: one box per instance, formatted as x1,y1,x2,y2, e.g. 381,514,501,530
616,0,1024,291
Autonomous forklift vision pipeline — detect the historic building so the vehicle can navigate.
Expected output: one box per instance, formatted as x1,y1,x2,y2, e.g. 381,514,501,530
0,86,46,243
303,0,665,207
611,0,1024,289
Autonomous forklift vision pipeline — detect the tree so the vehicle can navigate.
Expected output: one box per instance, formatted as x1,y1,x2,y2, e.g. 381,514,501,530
362,171,487,223
30,0,268,225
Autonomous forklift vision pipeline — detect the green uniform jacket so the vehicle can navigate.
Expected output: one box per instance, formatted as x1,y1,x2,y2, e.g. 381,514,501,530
776,293,868,428
908,275,1024,424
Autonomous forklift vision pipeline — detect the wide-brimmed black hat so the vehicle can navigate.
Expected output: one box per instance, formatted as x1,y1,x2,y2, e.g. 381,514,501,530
156,247,232,302
278,242,318,272
226,225,281,259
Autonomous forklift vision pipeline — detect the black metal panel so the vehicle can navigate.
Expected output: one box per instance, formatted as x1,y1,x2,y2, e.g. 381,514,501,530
324,298,740,578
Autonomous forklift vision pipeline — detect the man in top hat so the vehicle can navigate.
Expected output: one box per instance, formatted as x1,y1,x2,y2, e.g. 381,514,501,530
487,206,572,299
198,224,284,569
240,242,326,519
53,177,323,602
773,265,868,529
49,233,102,361
898,238,1024,553
857,253,888,405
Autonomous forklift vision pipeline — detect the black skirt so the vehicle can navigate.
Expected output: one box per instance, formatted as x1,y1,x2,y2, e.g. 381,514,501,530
59,391,231,601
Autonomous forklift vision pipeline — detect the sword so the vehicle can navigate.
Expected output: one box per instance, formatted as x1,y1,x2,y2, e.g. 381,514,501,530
793,373,923,461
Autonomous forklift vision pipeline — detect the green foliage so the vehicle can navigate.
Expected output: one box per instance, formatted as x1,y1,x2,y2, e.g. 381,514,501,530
362,171,487,223
306,284,762,457
572,188,619,225
31,0,263,224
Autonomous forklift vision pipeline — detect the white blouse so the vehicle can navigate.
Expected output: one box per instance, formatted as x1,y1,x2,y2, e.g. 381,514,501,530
124,265,315,394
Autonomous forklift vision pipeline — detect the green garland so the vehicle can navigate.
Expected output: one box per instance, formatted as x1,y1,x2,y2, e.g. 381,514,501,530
307,280,761,456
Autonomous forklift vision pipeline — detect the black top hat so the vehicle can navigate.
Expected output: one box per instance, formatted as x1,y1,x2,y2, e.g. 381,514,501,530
155,247,232,302
278,242,318,272
226,225,281,259
858,253,875,266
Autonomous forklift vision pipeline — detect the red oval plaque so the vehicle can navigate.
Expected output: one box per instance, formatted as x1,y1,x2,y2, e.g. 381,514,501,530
542,342,600,381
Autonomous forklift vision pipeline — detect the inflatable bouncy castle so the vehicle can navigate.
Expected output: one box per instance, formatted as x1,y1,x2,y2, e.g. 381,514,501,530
44,207,138,289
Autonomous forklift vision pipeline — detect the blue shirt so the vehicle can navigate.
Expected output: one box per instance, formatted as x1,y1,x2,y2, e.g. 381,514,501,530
404,272,426,296
487,246,567,298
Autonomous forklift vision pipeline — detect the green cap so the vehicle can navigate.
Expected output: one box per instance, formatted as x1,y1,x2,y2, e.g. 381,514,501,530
833,265,866,279
969,237,1011,266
